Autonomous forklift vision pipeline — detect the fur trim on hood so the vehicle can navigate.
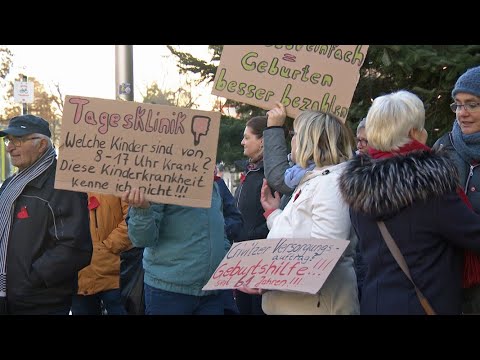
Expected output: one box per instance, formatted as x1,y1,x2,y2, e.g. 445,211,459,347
338,151,459,219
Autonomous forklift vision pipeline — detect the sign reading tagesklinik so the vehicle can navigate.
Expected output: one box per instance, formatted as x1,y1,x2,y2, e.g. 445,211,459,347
54,95,220,208
212,45,369,121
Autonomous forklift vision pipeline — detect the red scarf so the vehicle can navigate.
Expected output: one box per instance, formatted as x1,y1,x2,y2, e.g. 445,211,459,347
239,173,246,184
369,140,480,288
456,189,480,288
368,139,430,159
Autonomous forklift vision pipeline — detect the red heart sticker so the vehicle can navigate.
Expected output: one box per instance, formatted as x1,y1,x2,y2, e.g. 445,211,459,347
17,206,29,219
88,196,100,210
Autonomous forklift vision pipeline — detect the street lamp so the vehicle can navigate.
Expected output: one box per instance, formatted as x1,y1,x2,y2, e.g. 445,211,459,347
115,45,134,102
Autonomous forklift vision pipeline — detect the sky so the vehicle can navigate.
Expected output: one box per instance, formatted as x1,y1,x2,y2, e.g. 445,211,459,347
2,45,218,111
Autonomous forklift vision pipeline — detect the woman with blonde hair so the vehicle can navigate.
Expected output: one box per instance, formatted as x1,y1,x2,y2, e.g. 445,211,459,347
254,110,360,315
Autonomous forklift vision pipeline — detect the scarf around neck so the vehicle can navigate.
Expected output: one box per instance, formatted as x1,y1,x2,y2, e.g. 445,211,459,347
452,120,480,164
368,139,430,159
0,146,56,297
451,120,480,288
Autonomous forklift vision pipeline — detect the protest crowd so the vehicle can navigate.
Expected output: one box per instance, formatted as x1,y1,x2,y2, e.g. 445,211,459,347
1,50,480,315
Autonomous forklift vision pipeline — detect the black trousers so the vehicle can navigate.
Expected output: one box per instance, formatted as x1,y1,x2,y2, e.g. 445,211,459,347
0,297,6,315
235,291,265,315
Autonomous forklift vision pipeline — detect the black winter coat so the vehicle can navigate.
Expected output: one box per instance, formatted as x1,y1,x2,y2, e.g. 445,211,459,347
234,160,269,242
0,160,92,314
339,151,480,314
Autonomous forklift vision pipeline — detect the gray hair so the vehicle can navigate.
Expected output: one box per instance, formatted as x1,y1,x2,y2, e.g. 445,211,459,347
356,117,367,135
366,90,425,151
33,133,53,149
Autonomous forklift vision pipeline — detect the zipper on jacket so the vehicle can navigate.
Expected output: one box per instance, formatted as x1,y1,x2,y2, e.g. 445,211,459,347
94,208,98,228
447,132,480,195
464,163,480,194
235,167,261,209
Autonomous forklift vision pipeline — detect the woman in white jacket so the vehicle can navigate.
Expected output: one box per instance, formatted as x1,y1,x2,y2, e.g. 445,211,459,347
254,110,360,315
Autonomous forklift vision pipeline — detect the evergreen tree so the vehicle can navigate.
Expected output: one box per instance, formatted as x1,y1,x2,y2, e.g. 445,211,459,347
168,45,480,146
140,80,198,108
351,45,480,144
217,116,247,166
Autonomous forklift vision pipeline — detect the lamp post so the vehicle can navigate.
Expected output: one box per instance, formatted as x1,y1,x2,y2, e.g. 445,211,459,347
115,45,134,101
21,74,27,114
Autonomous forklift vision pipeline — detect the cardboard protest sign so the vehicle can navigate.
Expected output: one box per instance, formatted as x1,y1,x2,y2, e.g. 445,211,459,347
211,45,369,122
54,95,220,208
202,237,350,294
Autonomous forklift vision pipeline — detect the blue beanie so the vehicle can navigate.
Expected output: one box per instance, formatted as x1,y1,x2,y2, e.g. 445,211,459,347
452,66,480,98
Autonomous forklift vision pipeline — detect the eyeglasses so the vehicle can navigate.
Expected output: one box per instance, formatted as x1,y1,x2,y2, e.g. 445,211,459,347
356,138,368,146
4,136,41,147
449,102,480,113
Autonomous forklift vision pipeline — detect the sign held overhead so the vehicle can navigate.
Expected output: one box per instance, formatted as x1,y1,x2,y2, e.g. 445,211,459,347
212,45,369,121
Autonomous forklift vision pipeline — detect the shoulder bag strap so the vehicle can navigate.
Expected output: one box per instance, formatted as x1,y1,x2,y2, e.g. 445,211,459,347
377,221,436,315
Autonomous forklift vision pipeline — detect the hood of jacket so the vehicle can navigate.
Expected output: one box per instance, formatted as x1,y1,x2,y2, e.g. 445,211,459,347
338,150,459,219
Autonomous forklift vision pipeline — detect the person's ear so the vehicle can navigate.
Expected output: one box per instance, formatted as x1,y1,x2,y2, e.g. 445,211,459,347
409,128,428,145
38,138,49,152
408,128,420,139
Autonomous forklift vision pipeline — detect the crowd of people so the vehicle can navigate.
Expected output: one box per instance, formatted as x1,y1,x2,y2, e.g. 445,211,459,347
1,65,480,315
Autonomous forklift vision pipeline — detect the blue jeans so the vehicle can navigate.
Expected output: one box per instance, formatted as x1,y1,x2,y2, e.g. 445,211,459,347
144,283,224,315
71,289,127,315
222,290,239,315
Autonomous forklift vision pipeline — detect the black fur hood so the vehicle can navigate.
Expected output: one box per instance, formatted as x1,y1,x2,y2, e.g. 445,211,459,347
338,150,459,219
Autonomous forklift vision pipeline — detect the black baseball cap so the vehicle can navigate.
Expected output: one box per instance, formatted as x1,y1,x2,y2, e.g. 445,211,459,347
0,114,52,138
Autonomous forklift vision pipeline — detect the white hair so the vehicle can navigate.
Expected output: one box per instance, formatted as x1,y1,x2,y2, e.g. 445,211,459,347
366,90,425,151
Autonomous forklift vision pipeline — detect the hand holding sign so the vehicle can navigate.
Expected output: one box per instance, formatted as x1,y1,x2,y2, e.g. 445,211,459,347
121,188,150,209
191,115,211,146
203,237,350,294
266,102,287,127
237,286,265,295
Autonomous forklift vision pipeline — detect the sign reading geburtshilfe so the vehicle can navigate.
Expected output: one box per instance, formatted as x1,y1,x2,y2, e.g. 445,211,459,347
54,96,220,208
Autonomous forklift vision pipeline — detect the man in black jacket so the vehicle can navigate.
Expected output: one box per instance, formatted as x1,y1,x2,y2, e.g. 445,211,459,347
0,115,92,315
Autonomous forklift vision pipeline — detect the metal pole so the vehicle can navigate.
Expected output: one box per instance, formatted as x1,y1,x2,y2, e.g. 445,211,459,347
115,46,134,101
22,74,27,114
